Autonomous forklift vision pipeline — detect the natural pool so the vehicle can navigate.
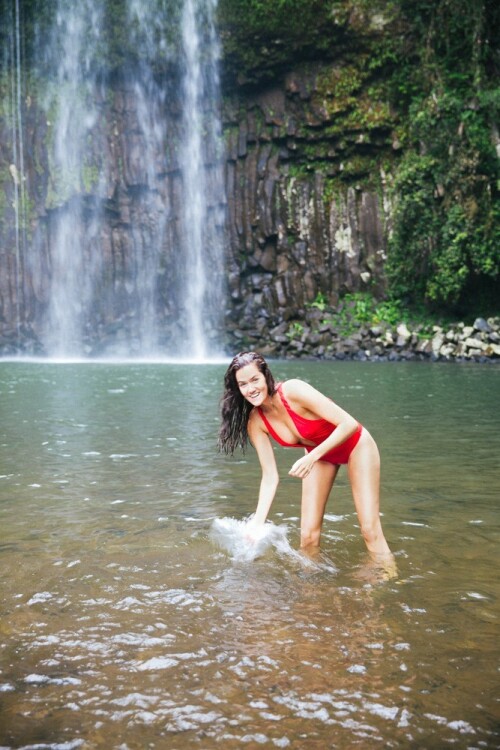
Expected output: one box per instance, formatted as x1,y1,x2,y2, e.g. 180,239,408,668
0,360,498,749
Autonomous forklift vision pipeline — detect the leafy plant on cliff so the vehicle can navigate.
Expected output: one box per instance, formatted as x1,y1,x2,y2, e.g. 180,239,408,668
321,292,434,336
307,292,328,312
388,93,499,311
286,321,305,340
386,0,499,314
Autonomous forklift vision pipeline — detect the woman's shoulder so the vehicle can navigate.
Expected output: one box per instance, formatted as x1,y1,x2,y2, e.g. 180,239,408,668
281,377,304,388
282,378,328,409
281,378,312,396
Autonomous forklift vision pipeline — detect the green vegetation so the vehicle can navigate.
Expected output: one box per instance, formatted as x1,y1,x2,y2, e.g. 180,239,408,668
322,292,436,336
387,104,500,314
386,0,500,315
306,292,328,312
286,320,305,340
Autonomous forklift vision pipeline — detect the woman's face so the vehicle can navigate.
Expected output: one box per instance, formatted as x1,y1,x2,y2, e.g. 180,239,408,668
235,362,269,406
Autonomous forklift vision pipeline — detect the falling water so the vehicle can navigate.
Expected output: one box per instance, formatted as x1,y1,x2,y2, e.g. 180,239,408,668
31,0,226,359
179,0,225,360
124,0,170,356
42,0,106,357
5,0,27,345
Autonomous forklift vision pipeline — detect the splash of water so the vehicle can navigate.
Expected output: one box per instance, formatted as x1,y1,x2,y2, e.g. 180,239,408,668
210,517,340,574
210,517,292,562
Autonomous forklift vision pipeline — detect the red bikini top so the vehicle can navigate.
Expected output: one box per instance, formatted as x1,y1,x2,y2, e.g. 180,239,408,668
256,382,337,447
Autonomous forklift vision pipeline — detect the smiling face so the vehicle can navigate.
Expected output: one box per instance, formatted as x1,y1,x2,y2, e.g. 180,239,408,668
235,362,269,406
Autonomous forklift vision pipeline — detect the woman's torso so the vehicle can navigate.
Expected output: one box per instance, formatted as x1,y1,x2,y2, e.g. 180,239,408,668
256,381,336,448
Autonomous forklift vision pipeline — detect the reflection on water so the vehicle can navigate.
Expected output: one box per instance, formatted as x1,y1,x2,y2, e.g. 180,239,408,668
0,361,499,748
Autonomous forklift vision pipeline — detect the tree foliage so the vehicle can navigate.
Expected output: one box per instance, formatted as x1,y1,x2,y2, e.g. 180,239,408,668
386,0,499,313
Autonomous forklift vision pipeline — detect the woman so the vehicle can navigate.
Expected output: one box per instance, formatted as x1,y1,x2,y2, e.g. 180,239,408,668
219,351,393,563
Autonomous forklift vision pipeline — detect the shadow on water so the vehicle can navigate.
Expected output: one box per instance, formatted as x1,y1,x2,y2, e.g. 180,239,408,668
0,360,499,748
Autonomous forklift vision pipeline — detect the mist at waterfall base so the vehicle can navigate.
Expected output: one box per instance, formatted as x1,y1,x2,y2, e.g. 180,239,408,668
5,0,226,361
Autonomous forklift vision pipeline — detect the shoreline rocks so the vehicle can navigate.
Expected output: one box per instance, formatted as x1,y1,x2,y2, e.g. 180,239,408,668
225,315,500,364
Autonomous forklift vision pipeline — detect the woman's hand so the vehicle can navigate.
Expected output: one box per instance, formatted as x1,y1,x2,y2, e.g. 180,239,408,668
244,517,265,543
289,453,317,479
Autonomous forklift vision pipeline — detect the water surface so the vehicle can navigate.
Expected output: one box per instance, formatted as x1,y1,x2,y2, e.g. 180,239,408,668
0,360,499,748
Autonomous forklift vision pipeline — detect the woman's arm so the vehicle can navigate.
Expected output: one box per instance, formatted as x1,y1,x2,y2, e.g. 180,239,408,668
247,412,280,526
284,379,360,479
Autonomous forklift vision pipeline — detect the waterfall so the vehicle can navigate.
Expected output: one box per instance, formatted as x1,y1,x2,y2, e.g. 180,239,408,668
179,0,225,360
124,0,170,357
42,0,106,357
22,0,226,360
5,0,27,346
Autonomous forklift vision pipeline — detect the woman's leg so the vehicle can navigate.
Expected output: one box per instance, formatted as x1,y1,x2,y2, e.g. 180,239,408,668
347,429,393,560
300,460,338,550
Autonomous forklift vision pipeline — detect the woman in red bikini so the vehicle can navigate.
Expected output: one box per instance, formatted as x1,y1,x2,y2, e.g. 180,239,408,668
219,351,393,563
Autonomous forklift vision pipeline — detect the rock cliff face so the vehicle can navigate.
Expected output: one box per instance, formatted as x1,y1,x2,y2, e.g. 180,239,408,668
221,65,395,351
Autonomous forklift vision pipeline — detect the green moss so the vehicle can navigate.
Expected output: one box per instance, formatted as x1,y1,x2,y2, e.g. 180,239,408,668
340,154,378,178
285,163,309,179
314,65,366,113
81,164,100,194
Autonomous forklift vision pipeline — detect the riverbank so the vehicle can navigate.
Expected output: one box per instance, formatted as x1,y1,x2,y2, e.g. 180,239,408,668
227,312,500,363
1,310,498,363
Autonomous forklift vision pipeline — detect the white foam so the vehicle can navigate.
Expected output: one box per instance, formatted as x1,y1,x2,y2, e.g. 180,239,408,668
27,591,53,605
136,656,179,671
210,518,338,573
347,664,367,675
209,517,292,562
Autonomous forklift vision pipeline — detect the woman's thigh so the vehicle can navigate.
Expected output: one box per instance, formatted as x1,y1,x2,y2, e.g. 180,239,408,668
347,428,381,524
300,459,339,534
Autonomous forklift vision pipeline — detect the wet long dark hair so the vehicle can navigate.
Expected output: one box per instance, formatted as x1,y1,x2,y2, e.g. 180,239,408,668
218,351,276,455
